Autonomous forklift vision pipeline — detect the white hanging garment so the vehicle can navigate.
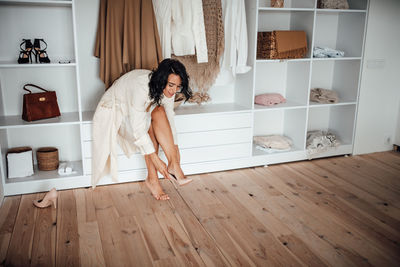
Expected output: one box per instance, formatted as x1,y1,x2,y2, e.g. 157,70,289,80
152,0,208,63
215,0,251,85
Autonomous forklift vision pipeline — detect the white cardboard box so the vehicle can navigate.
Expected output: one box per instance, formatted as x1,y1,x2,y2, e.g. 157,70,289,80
7,147,34,178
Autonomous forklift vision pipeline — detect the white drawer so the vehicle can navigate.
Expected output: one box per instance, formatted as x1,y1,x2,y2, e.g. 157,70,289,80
84,142,251,174
83,127,252,158
82,112,252,141
175,112,252,133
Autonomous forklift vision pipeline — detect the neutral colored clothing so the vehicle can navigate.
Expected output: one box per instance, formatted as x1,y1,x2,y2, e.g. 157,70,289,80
253,135,292,150
95,0,162,89
91,70,178,187
255,93,286,106
306,130,340,158
310,88,339,104
313,46,344,58
152,0,208,63
215,0,251,85
173,0,224,104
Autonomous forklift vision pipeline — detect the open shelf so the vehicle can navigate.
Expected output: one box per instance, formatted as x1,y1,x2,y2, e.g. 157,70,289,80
0,0,72,6
258,0,315,9
255,61,311,107
311,60,361,103
0,112,80,129
314,11,366,58
0,61,76,68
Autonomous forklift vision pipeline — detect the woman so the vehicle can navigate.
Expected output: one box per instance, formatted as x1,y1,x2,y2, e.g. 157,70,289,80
91,59,193,200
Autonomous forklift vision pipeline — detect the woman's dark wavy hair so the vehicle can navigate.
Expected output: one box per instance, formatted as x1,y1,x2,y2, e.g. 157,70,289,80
148,58,192,106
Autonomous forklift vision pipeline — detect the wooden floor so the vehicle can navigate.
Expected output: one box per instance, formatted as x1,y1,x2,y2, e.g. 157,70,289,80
1,152,399,267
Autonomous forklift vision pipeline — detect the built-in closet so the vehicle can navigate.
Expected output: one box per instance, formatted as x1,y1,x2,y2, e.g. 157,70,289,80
0,0,369,195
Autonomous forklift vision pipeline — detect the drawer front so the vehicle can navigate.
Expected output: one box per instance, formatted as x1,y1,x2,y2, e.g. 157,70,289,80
175,112,252,133
84,142,251,174
83,127,252,158
82,112,252,141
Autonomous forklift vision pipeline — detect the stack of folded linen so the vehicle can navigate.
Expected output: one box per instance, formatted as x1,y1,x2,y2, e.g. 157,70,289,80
313,46,344,58
306,130,340,158
254,135,292,153
255,93,286,106
310,88,339,104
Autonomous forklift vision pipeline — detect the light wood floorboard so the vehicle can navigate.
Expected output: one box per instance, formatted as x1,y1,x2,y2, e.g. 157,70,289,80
0,151,399,266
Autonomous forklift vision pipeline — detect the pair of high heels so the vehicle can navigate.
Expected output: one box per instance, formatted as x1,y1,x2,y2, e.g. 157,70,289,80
18,38,51,64
168,172,193,188
33,188,57,209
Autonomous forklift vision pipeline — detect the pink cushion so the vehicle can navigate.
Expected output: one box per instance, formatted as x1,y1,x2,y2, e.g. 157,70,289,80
255,93,286,106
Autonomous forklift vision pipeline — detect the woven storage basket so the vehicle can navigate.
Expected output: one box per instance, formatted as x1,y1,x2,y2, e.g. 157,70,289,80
37,147,59,171
257,32,276,59
257,31,307,60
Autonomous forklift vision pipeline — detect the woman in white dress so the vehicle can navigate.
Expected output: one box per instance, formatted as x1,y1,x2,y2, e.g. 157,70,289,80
92,59,193,200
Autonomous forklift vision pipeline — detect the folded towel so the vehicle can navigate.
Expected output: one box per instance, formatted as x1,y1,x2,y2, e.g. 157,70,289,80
254,135,292,150
275,31,308,59
313,46,344,58
310,88,339,104
255,93,286,106
256,145,291,153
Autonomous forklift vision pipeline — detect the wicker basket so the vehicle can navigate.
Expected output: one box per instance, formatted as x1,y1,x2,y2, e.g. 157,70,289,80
257,31,307,60
37,147,59,171
257,32,276,59
271,0,284,8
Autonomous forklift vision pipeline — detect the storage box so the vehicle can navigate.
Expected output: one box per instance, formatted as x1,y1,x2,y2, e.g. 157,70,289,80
6,146,34,178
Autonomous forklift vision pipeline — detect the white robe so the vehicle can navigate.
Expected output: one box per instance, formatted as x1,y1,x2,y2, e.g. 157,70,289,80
215,0,251,85
91,69,177,187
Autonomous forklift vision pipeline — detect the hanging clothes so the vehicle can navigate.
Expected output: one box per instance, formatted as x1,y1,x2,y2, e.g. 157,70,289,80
173,0,224,104
152,0,208,63
215,0,251,85
94,0,162,89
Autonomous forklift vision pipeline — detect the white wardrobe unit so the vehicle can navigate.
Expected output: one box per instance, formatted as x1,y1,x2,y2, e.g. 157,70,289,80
0,0,369,196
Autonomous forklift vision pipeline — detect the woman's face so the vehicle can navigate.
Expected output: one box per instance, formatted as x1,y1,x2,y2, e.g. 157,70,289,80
163,74,182,98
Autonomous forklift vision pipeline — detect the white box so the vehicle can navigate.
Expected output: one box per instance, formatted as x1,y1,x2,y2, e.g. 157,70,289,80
7,147,34,178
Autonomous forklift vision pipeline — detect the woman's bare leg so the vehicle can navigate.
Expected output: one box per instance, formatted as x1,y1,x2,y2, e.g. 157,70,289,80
144,124,169,200
151,106,185,179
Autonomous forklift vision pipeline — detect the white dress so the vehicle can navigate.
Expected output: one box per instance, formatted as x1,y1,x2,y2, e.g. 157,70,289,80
215,0,251,85
91,69,177,187
152,0,208,63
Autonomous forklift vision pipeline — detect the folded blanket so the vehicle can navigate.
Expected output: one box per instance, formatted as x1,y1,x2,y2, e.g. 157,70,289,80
254,135,292,150
306,130,340,158
310,88,339,104
255,93,286,106
313,46,344,58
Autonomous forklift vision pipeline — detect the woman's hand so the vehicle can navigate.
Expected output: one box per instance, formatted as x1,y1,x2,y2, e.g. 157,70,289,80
175,145,180,163
150,153,171,179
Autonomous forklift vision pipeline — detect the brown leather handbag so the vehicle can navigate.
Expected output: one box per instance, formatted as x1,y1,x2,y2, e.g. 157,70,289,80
22,84,61,122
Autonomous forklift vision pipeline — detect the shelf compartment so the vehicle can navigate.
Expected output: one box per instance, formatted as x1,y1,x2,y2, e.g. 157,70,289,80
258,10,314,58
258,0,315,9
311,60,361,104
0,4,75,62
314,11,366,58
0,112,80,129
0,68,80,117
307,105,356,146
0,0,72,7
253,108,307,155
317,0,368,11
0,61,76,68
255,61,311,108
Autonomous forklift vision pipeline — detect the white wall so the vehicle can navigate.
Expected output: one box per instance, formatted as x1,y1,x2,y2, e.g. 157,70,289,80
353,0,400,154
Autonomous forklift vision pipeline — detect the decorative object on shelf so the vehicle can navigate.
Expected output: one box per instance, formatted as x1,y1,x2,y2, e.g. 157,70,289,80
22,83,61,122
317,0,349,9
33,188,58,209
33,38,51,63
17,39,34,64
174,92,185,109
254,135,292,152
257,31,307,59
310,88,339,104
271,0,284,8
313,46,344,58
255,93,286,106
58,162,77,176
6,146,34,178
306,130,340,158
36,147,59,171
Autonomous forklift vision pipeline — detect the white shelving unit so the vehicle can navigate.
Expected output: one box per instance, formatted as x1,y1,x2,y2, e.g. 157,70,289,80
0,0,369,196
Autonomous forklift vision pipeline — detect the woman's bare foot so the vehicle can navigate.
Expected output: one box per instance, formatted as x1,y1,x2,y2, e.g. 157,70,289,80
145,177,169,200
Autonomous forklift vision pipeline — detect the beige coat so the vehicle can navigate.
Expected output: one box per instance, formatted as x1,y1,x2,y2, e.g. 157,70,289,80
91,69,177,187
